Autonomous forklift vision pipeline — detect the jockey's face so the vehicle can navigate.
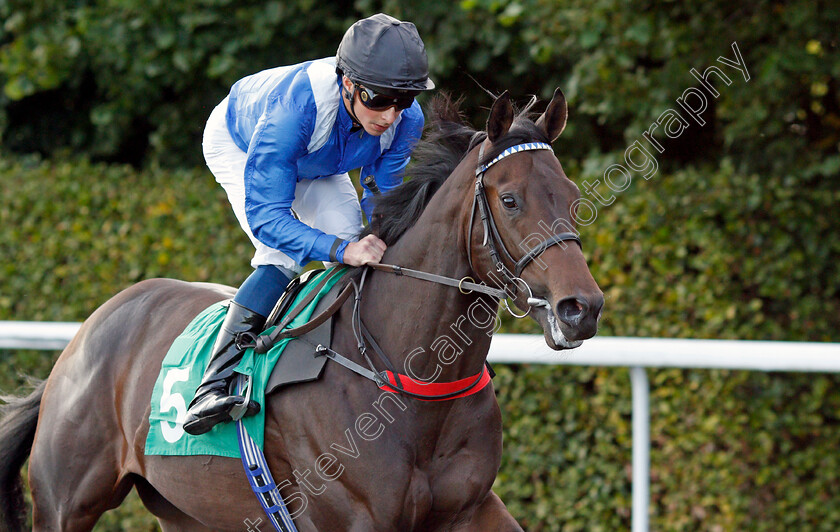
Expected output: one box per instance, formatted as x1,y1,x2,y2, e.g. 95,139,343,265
341,76,401,136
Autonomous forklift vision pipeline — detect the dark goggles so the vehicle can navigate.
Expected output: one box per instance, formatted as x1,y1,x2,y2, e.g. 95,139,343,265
356,85,415,111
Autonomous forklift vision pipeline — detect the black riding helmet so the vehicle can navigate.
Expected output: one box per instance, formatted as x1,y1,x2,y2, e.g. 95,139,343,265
336,13,435,98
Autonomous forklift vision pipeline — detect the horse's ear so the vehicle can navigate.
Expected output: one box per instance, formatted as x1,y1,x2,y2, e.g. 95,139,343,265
487,91,514,143
536,87,568,143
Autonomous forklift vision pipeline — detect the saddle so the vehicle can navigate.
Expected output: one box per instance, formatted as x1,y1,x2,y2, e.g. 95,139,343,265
262,268,352,395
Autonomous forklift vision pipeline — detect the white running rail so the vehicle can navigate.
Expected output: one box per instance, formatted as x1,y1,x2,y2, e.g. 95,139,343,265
3,321,839,532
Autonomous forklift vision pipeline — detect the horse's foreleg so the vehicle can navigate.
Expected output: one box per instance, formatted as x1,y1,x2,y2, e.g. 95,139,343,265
451,491,524,532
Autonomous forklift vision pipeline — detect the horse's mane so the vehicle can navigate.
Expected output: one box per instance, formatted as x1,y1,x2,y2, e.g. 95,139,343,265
364,92,550,245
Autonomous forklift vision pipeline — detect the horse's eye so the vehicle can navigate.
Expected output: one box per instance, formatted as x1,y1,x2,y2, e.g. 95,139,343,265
501,194,518,210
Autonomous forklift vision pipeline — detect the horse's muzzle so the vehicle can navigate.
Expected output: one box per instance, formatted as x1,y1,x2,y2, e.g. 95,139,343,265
532,291,603,349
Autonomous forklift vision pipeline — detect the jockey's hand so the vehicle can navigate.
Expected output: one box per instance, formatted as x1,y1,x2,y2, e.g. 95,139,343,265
343,235,387,266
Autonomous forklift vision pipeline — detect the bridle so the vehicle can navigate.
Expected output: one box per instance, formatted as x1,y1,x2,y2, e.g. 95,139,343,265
466,140,582,317
344,140,585,397
252,139,585,400
365,140,584,317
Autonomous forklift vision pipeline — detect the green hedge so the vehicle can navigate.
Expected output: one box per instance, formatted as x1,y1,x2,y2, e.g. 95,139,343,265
0,1,355,166
2,157,839,530
1,156,253,324
2,0,838,181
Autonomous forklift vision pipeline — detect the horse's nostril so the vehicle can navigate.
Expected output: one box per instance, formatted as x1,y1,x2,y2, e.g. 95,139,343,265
556,297,587,327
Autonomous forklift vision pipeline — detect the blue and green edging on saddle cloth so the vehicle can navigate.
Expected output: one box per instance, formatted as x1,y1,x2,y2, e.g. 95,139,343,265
145,266,351,458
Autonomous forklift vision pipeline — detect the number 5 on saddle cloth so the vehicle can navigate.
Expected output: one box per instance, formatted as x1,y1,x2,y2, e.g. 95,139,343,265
146,266,352,458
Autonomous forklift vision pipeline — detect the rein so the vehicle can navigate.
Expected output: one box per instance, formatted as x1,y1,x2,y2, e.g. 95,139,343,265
372,141,586,315
366,262,507,299
321,141,587,400
249,268,493,401
253,142,585,400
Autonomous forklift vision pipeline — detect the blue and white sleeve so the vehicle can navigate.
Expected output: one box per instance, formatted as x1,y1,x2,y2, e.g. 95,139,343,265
243,96,345,265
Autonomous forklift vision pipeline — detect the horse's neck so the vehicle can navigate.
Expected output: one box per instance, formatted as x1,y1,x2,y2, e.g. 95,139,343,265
362,157,497,381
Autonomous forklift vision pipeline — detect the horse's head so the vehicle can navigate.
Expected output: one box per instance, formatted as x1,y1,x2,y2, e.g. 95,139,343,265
467,89,604,349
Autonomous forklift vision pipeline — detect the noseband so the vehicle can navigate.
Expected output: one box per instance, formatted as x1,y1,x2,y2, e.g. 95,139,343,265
467,141,582,316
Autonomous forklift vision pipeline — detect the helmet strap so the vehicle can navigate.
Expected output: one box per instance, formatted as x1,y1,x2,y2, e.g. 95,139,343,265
342,83,363,130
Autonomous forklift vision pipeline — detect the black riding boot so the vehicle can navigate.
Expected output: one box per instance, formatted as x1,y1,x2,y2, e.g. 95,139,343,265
182,301,265,435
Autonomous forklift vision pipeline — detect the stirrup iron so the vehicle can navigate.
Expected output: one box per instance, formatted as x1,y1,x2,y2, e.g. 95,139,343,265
229,374,253,422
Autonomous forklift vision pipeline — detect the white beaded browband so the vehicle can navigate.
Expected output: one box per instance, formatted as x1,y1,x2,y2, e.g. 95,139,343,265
475,142,553,175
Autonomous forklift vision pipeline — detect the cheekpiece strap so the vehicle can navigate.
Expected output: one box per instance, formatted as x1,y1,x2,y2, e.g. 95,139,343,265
475,142,553,176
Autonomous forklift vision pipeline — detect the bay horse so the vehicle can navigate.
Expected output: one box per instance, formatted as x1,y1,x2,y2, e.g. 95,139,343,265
0,89,603,531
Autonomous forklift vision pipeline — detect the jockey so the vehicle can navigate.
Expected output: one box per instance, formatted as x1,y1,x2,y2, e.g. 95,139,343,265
183,13,435,435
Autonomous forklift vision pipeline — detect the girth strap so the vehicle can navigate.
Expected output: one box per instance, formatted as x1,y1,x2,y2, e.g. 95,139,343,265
234,376,298,532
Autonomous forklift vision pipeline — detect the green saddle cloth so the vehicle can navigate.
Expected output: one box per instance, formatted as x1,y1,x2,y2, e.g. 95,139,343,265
144,266,351,458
